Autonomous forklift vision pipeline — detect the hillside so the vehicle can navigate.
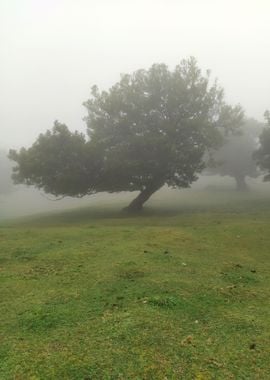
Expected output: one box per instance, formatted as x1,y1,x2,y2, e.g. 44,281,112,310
1,190,270,379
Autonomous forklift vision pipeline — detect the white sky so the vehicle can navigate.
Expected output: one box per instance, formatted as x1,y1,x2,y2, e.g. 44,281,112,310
1,0,270,149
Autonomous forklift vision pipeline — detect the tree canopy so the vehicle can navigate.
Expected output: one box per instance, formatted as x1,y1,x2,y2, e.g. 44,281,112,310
0,150,14,195
9,58,243,211
254,111,270,181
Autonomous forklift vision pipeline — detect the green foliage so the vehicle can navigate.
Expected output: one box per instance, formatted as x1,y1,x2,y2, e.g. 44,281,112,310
84,58,243,192
9,122,101,197
254,111,270,181
9,58,243,208
0,150,13,195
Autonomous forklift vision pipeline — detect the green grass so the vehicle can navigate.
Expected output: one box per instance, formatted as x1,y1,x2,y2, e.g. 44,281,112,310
1,189,270,379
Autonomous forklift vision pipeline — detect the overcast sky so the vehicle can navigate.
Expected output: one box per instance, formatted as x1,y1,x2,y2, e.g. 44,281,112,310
1,0,270,149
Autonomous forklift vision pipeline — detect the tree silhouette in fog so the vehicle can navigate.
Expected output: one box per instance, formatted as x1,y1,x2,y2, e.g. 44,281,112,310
0,150,13,195
254,111,270,181
207,119,263,191
9,58,243,211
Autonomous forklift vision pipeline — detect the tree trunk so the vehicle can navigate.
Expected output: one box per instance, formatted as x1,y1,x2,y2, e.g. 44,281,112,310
235,176,248,191
124,182,163,212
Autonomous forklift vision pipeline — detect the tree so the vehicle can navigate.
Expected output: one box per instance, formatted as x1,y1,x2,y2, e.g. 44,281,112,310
254,111,270,181
9,125,100,197
0,150,13,195
9,58,243,211
206,119,263,191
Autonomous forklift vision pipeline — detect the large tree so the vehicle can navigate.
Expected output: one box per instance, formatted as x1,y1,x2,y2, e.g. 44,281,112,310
206,119,263,191
254,111,270,181
0,150,13,195
9,58,243,211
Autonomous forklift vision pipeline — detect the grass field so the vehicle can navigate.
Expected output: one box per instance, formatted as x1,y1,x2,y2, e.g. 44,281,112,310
1,188,270,379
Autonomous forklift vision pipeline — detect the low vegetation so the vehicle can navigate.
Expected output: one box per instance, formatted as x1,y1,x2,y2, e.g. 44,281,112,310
1,190,270,379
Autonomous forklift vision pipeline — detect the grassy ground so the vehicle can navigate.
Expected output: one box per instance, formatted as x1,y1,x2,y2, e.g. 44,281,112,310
1,189,270,379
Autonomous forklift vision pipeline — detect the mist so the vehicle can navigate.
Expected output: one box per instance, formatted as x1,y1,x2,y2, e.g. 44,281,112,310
1,0,270,150
1,174,270,221
1,0,270,219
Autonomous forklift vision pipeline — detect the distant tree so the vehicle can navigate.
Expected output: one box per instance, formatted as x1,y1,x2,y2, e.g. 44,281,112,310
0,150,13,195
207,119,263,191
254,111,270,181
9,58,243,211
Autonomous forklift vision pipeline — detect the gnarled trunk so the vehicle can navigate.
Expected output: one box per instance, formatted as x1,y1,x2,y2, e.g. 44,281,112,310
235,175,248,191
124,182,163,212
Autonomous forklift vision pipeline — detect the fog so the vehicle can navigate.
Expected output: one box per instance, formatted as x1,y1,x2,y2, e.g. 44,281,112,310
1,175,270,221
1,0,270,149
1,0,270,219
